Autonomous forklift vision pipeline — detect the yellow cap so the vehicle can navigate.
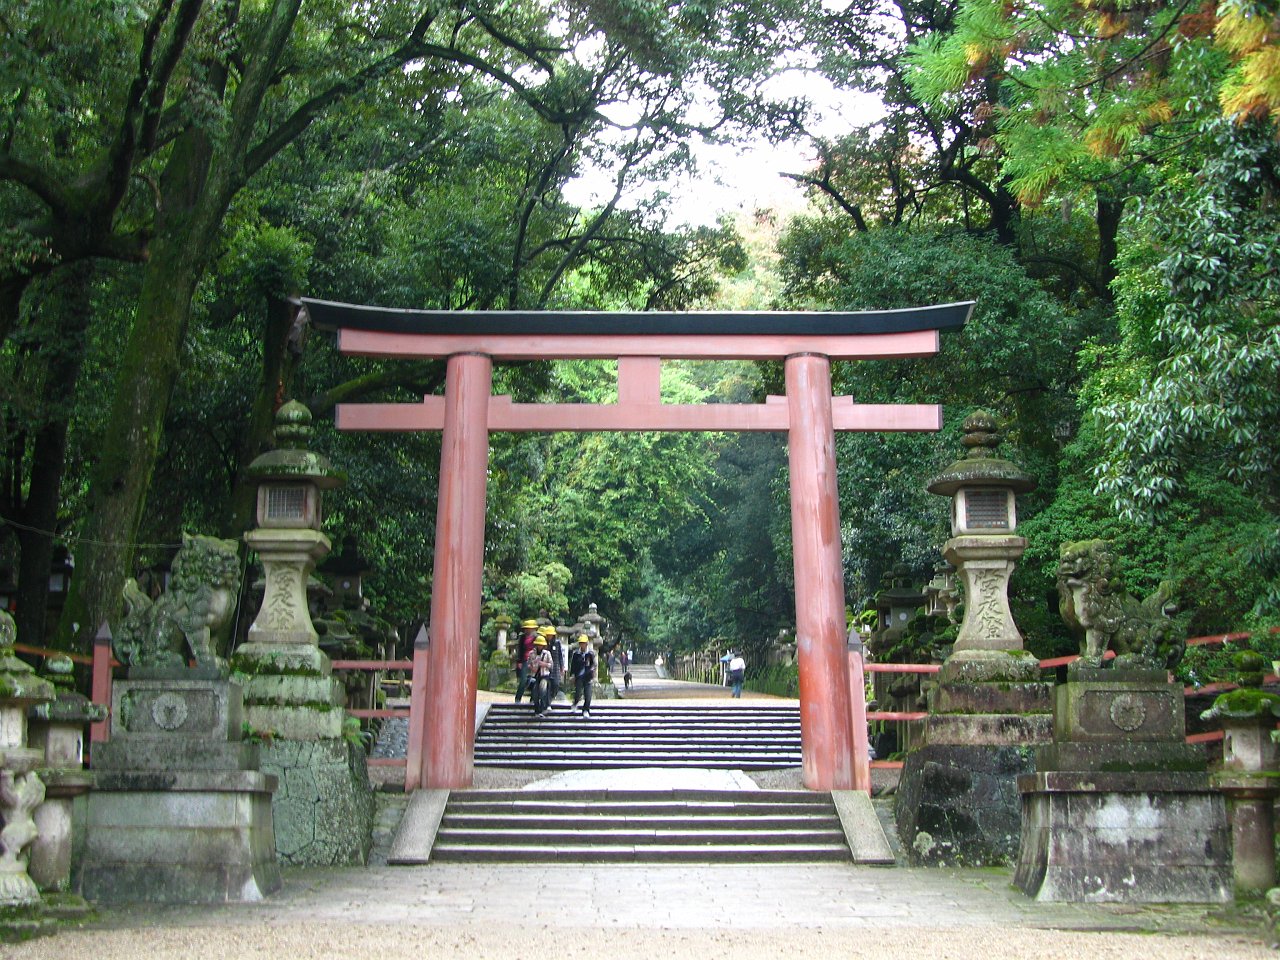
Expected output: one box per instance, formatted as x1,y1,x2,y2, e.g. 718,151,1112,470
520,619,538,629
533,637,547,646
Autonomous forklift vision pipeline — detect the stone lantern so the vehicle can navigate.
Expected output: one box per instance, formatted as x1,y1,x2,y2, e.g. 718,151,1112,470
230,400,374,868
0,611,55,905
233,400,347,738
318,534,371,614
874,564,924,649
26,654,105,892
925,561,958,623
1202,652,1280,894
493,614,512,656
895,411,1051,868
927,411,1035,656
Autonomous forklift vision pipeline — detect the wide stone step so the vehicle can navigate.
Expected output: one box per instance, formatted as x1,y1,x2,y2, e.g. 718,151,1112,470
387,787,875,866
438,826,844,845
429,842,851,863
443,813,839,830
473,757,801,769
473,703,804,772
474,743,803,755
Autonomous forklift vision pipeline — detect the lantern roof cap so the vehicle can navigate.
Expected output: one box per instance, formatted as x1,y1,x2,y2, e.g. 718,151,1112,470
247,400,345,489
927,410,1035,496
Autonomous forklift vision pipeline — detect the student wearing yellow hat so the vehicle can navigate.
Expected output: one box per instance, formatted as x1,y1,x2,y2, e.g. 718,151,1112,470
527,634,554,716
539,625,564,710
569,634,597,718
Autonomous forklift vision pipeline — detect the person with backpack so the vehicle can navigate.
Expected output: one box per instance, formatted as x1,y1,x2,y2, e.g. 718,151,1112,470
527,635,554,716
569,634,597,717
513,619,539,705
728,651,746,698
540,624,564,708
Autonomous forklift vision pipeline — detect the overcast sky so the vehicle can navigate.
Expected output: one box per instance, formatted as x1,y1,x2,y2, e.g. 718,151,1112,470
564,71,882,227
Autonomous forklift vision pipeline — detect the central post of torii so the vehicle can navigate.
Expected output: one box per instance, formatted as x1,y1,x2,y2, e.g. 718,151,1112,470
302,298,972,795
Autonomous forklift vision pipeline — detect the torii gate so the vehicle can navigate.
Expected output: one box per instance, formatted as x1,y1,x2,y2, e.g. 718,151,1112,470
302,298,971,794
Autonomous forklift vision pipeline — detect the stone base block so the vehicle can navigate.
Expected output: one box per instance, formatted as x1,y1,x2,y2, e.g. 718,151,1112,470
79,772,280,904
93,739,259,772
895,743,1038,866
112,678,243,741
1015,770,1230,902
1054,675,1185,743
240,672,344,708
1036,740,1206,773
260,738,374,866
924,712,1053,746
232,642,334,677
938,649,1041,685
929,682,1052,715
245,704,345,740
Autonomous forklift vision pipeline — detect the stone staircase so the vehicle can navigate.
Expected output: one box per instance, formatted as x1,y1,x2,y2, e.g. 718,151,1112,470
428,788,851,863
474,703,802,769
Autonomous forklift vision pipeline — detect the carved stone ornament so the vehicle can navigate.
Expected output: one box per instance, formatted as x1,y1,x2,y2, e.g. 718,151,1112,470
115,533,241,677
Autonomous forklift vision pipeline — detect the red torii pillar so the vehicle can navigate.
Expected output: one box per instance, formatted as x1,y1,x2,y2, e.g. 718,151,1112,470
303,300,972,792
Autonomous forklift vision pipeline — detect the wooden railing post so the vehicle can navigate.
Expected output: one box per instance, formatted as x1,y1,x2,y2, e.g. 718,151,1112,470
90,621,113,746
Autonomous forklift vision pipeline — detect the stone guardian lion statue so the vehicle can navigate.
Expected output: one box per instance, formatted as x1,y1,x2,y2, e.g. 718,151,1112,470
115,533,242,676
1057,539,1182,671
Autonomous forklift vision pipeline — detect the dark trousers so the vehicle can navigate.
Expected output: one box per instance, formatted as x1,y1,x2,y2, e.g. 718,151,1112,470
532,675,551,713
514,663,530,702
574,675,593,710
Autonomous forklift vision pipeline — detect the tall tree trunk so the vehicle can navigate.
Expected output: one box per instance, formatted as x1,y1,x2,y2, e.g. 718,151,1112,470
55,134,214,650
54,0,305,650
9,263,94,647
1095,189,1124,301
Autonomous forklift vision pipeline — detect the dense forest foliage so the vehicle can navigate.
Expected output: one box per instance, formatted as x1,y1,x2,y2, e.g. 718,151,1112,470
1,0,1277,672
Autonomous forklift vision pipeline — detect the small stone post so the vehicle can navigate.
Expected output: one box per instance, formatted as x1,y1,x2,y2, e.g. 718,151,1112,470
1202,652,1280,894
0,611,55,905
26,654,105,892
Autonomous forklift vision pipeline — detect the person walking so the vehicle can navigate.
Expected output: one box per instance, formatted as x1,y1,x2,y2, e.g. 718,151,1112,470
513,619,538,704
541,624,564,708
527,635,554,716
728,651,746,698
569,634,597,717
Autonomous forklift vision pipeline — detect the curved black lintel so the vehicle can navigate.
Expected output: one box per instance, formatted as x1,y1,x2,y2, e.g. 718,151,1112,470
299,297,973,338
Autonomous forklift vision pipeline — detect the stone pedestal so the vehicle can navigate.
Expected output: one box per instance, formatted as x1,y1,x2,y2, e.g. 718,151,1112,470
896,649,1052,866
233,517,372,864
1016,770,1230,901
259,739,375,866
1014,668,1231,902
79,677,280,903
945,537,1026,652
1212,711,1280,893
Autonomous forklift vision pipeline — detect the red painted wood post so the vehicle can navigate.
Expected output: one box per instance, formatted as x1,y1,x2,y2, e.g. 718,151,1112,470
786,353,856,791
421,352,491,789
847,636,871,793
404,624,430,791
90,621,113,745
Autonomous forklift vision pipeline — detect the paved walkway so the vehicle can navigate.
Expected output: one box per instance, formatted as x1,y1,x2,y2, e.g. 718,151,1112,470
11,859,1270,959
11,683,1272,958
